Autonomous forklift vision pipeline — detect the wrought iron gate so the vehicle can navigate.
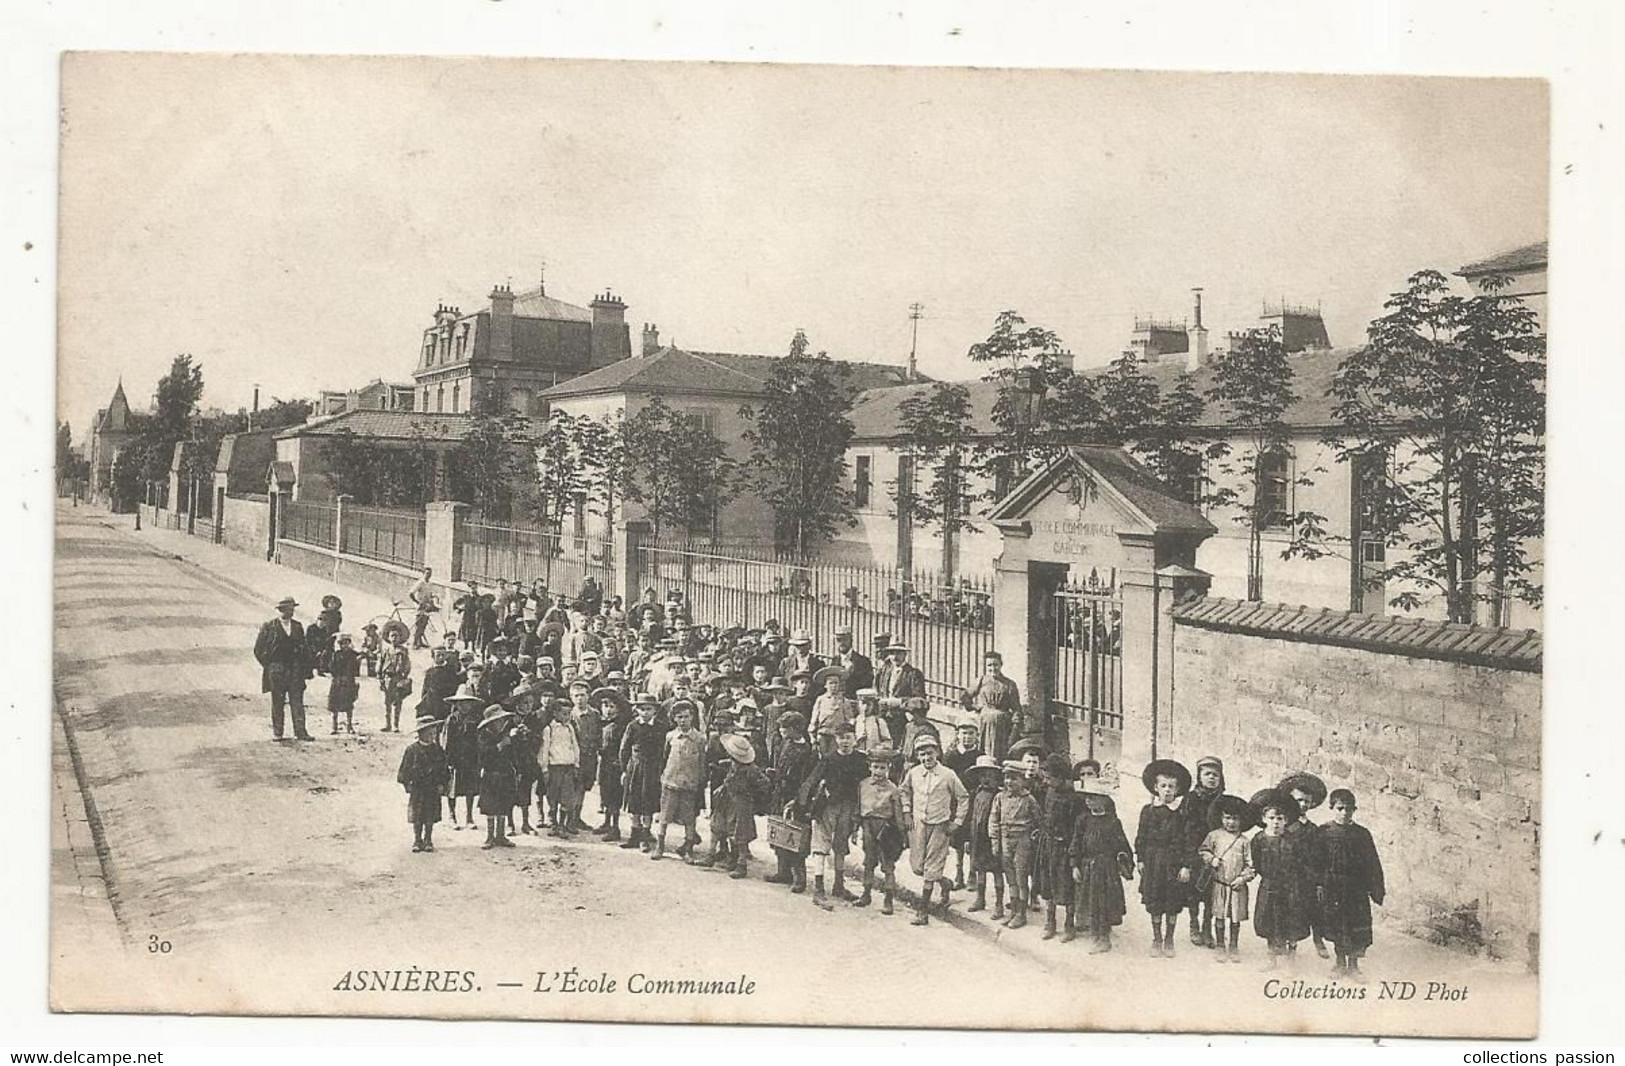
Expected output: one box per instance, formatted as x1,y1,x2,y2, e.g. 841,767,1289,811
1052,570,1123,761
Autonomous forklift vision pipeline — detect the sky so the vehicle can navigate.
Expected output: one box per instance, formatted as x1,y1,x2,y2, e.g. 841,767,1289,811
57,55,1548,442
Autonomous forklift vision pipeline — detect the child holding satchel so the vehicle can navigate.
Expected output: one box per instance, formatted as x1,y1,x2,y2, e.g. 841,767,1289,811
1200,794,1259,963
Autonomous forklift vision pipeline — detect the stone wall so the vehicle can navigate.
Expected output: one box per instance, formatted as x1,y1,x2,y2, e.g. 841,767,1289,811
1169,600,1541,968
220,494,270,558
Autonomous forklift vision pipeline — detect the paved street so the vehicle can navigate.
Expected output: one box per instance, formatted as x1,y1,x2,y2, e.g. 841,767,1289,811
51,504,1535,1034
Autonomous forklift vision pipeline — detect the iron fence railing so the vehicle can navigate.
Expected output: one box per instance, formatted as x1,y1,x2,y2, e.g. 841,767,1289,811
282,499,337,549
461,521,617,600
343,505,427,570
636,540,994,704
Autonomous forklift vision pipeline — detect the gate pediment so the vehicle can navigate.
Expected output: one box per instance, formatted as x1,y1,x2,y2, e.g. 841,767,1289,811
988,446,1215,570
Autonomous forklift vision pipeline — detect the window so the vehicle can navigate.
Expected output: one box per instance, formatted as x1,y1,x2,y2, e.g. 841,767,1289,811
684,408,717,434
451,383,461,413
1260,449,1291,529
436,386,445,413
854,455,872,509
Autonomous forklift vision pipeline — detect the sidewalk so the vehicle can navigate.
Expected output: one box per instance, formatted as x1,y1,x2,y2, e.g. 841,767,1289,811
84,504,1538,995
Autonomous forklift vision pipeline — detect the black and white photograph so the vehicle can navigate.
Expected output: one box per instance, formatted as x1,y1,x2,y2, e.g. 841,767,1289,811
45,47,1561,1038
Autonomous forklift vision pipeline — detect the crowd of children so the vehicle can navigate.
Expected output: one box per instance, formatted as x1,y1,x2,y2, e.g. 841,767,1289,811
293,578,1387,975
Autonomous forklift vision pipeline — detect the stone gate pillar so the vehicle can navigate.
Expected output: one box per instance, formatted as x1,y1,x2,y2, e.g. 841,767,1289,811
425,501,469,587
1119,563,1212,772
991,519,1037,732
616,520,652,605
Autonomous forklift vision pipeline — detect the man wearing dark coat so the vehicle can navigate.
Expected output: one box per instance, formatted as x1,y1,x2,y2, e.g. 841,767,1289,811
829,627,874,698
254,596,315,741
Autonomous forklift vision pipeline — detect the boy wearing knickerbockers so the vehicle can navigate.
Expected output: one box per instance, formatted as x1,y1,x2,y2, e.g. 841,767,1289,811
398,715,449,853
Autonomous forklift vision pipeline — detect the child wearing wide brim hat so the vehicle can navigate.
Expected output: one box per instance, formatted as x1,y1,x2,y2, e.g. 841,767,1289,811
963,754,1005,918
1199,794,1260,962
1070,780,1136,954
1135,758,1197,958
476,706,519,850
715,732,770,880
1248,788,1312,964
1276,771,1331,957
398,715,450,853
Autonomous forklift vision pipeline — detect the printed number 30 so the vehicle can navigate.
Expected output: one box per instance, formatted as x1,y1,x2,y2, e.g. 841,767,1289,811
147,935,172,954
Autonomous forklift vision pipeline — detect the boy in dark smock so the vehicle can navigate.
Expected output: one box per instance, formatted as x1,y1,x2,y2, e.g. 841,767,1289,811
1135,759,1198,958
617,694,666,851
1319,788,1385,979
765,710,816,894
440,686,483,829
397,716,449,853
1183,755,1227,947
476,706,520,849
799,723,869,910
1034,753,1081,942
1250,789,1314,966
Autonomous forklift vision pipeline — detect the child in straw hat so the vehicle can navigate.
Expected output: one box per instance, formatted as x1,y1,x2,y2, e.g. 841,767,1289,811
715,733,770,880
1199,794,1259,963
441,685,484,829
477,704,520,850
1250,789,1313,967
397,716,449,853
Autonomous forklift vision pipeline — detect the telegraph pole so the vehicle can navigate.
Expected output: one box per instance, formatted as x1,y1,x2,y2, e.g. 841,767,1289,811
907,301,924,381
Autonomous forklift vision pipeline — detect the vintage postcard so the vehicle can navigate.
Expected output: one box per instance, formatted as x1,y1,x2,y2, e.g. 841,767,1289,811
53,54,1545,1036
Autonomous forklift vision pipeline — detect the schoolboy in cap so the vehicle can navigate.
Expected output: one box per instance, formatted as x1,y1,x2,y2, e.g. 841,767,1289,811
899,733,970,926
765,709,816,894
714,733,771,880
327,633,361,735
1035,753,1082,942
798,722,868,910
1136,758,1197,957
808,666,852,757
1199,794,1259,963
441,685,484,829
855,745,907,915
1318,788,1385,980
1069,782,1136,953
989,761,1040,929
618,694,667,851
1184,756,1228,948
476,704,520,849
897,698,941,782
538,696,583,838
962,754,1006,919
570,678,602,832
593,688,634,841
942,721,985,891
1278,771,1332,958
1249,789,1312,967
378,624,413,733
654,701,706,861
850,688,890,754
397,716,450,853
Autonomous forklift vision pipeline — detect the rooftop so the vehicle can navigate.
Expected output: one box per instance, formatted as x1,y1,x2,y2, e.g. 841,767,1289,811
274,409,488,442
847,345,1356,441
540,345,917,401
1457,240,1547,278
467,285,592,324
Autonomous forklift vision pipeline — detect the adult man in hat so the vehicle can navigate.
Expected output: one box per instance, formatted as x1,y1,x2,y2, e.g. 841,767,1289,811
875,642,928,717
254,596,315,741
959,650,1023,761
899,733,969,926
777,630,824,684
830,626,873,698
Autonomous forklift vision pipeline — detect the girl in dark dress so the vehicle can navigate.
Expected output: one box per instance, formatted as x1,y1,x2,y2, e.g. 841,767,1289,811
1320,789,1386,979
326,634,361,734
397,716,449,853
440,688,483,829
1035,754,1081,942
618,695,666,851
1069,790,1135,953
1250,789,1314,966
477,706,519,849
1135,759,1196,958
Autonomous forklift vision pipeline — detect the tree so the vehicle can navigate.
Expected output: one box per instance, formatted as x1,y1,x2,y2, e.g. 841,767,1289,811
966,311,1070,490
533,410,596,534
894,381,977,574
739,332,858,556
448,393,538,522
153,354,205,441
1138,371,1219,503
1206,325,1329,600
257,397,312,431
1327,270,1545,622
622,397,737,538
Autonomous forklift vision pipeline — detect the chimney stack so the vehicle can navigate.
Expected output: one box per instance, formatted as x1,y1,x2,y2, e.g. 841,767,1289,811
641,322,661,357
590,290,631,365
1187,287,1210,371
1052,349,1076,376
489,284,515,363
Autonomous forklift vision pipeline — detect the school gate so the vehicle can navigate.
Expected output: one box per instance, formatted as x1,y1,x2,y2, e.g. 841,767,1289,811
987,446,1215,775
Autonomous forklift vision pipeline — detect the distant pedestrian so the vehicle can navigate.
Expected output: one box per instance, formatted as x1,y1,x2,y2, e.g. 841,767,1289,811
398,716,449,853
253,595,314,741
